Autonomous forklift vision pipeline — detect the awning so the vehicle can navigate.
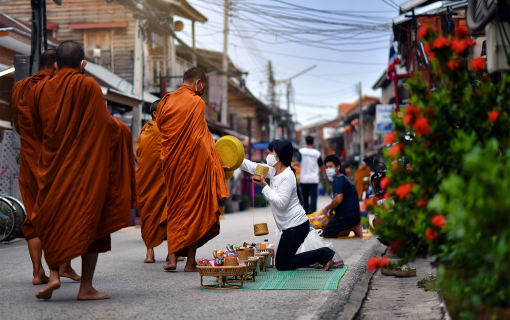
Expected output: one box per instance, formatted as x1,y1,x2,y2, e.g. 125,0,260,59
85,62,159,104
100,86,141,107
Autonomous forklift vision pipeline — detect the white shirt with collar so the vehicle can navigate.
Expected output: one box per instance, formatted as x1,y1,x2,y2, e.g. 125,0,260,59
241,159,308,231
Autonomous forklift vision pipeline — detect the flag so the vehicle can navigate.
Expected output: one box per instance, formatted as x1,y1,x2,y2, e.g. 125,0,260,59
387,38,400,83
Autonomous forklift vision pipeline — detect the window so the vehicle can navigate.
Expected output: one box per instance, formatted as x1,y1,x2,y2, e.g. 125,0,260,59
84,30,113,71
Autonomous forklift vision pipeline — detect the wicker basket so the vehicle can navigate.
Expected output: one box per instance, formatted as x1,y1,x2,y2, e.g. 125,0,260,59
254,223,269,236
224,256,238,266
214,136,245,171
228,258,259,282
255,252,271,272
197,266,248,289
237,250,249,261
247,248,255,257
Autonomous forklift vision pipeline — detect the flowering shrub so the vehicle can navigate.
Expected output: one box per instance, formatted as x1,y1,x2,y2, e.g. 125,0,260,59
368,25,510,263
367,24,510,316
430,140,510,316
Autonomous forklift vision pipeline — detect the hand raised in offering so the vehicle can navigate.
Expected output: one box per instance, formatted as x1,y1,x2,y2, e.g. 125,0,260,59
252,175,267,188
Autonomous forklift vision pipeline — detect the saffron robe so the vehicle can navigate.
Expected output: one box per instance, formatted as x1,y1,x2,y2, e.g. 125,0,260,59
28,68,136,268
11,70,53,240
157,85,229,256
354,165,371,200
135,120,167,249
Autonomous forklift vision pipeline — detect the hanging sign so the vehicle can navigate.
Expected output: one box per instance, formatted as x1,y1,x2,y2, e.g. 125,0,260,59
376,104,395,133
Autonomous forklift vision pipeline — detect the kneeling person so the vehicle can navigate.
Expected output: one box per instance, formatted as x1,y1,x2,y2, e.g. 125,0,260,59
322,155,362,238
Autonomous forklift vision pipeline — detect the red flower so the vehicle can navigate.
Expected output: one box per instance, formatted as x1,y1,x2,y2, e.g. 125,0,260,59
418,24,430,40
488,110,499,122
384,132,397,145
379,256,389,268
395,183,413,199
414,117,432,136
388,239,405,254
364,197,373,208
380,177,390,190
455,26,470,38
389,143,404,158
424,107,435,118
366,256,379,272
470,57,486,72
431,215,446,228
406,104,421,116
451,38,469,53
425,228,438,241
447,60,459,70
432,36,450,49
417,199,428,207
424,43,436,60
406,164,413,171
404,115,413,125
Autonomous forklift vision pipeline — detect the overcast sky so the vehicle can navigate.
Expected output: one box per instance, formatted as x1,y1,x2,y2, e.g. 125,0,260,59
175,0,401,126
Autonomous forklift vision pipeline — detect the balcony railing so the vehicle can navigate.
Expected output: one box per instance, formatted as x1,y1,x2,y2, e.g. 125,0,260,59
145,55,193,90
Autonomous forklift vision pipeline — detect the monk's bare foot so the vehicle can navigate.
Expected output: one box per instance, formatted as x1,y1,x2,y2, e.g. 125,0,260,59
36,279,60,299
320,260,334,271
77,287,110,301
166,254,169,262
144,248,155,263
163,262,177,271
33,272,49,285
184,266,199,272
59,269,81,282
177,256,186,261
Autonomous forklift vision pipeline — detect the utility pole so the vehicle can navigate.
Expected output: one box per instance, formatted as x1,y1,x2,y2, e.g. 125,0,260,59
267,60,276,140
221,0,229,125
133,20,144,153
358,81,364,164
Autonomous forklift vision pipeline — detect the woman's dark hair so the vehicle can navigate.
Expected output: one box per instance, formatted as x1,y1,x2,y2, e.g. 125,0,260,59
268,139,304,206
324,155,341,167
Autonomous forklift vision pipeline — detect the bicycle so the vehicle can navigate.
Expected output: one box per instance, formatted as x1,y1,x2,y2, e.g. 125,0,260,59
0,196,26,242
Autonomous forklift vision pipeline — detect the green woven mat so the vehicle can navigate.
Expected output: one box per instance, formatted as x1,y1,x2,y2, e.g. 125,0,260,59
206,265,348,290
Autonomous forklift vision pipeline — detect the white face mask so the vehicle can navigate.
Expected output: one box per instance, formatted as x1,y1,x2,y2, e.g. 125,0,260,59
326,168,337,181
266,154,279,167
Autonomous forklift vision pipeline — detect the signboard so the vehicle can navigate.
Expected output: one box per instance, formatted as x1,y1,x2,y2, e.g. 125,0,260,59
376,104,395,133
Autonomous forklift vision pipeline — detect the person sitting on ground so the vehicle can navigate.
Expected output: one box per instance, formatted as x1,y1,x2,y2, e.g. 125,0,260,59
242,139,335,271
321,155,362,239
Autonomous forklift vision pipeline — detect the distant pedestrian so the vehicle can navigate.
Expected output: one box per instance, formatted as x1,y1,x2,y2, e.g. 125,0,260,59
322,155,362,239
354,162,371,200
295,136,326,214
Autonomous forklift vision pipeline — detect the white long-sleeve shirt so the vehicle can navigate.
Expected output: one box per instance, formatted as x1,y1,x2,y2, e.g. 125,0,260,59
241,159,308,231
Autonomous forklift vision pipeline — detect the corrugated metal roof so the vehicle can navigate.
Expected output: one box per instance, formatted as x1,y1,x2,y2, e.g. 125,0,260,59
85,62,159,104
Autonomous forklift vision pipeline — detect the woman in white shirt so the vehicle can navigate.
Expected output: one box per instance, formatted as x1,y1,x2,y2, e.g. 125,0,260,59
241,140,335,271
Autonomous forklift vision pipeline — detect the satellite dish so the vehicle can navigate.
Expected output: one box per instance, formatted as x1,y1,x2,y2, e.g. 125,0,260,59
174,21,184,32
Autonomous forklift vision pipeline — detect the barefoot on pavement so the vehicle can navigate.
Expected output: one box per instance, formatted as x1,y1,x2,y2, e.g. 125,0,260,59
33,273,49,285
36,279,61,299
77,287,110,301
59,268,81,281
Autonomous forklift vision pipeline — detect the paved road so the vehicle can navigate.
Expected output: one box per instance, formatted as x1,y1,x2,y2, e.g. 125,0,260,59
0,196,385,320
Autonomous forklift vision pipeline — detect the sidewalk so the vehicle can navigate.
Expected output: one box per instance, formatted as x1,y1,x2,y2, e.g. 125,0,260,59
354,254,446,320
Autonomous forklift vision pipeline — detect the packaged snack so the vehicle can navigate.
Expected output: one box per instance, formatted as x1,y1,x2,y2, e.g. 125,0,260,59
213,249,218,258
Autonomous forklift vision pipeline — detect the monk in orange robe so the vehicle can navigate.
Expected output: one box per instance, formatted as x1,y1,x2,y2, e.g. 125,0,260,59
136,99,168,263
11,49,80,285
29,41,136,300
157,67,229,271
354,162,371,200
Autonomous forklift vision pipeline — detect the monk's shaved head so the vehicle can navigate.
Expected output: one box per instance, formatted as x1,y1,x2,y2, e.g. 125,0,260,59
56,40,85,69
150,99,161,120
183,67,207,84
40,49,57,70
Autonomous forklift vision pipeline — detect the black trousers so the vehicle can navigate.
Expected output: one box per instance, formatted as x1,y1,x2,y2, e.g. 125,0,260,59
323,214,360,238
275,221,335,271
300,183,318,215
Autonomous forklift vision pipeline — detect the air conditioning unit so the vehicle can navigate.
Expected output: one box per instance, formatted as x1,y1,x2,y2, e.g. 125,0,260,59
485,21,510,73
